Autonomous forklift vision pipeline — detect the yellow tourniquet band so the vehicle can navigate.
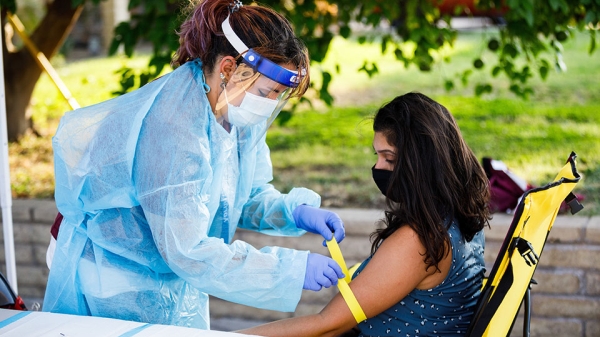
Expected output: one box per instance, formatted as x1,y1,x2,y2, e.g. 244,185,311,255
326,238,367,323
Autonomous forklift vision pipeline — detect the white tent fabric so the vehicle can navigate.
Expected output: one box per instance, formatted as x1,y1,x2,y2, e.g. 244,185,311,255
0,5,19,294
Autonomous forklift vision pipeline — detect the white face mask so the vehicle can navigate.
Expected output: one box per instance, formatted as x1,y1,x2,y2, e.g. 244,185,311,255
226,91,279,128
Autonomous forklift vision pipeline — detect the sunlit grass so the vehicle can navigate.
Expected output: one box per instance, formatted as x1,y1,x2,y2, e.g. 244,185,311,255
270,30,599,213
33,56,149,116
10,54,152,198
268,95,600,213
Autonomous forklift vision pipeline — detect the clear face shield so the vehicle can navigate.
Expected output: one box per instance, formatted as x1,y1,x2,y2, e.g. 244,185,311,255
215,14,305,148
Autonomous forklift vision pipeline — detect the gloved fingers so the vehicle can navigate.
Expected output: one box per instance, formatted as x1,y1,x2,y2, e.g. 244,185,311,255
321,267,339,287
309,219,333,240
304,253,336,291
304,266,324,291
306,283,322,292
293,205,337,241
319,226,334,241
326,212,345,243
321,224,344,247
328,258,345,280
333,225,345,243
315,271,332,288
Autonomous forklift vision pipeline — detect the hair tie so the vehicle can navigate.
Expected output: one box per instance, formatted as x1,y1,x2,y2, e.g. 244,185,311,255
229,0,243,13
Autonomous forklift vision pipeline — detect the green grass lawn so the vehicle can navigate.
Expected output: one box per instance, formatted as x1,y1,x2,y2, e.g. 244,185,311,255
11,29,600,215
269,30,600,213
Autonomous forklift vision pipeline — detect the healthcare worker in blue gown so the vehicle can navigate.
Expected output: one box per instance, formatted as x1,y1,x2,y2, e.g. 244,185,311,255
42,0,345,329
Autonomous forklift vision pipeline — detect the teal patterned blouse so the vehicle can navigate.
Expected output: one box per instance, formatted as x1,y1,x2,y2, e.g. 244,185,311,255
354,221,485,337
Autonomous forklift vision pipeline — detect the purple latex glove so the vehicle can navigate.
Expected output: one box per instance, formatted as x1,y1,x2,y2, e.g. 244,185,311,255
293,204,345,246
303,253,344,291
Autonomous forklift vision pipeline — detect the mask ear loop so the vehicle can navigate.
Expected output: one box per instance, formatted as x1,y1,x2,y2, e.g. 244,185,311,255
202,72,211,93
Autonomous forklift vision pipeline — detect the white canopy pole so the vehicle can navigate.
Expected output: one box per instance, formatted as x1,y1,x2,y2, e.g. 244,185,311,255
0,6,19,293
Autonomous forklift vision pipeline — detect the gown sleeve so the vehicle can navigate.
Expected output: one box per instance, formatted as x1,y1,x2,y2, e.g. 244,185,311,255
132,67,307,311
237,131,321,236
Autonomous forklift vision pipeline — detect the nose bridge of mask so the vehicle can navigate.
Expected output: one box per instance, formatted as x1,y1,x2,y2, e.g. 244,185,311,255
242,92,278,117
226,89,278,128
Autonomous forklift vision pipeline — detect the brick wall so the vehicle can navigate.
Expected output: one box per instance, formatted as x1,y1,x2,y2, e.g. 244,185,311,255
1,200,598,336
0,199,57,300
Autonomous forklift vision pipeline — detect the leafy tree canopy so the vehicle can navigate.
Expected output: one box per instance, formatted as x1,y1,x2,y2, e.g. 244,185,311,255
4,0,600,103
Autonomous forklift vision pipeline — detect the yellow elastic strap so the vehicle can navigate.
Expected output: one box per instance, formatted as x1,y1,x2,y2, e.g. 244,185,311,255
348,263,361,278
326,238,367,323
325,238,351,283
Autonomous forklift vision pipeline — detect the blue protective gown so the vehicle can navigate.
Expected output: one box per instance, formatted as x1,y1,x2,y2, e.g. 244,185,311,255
42,59,320,329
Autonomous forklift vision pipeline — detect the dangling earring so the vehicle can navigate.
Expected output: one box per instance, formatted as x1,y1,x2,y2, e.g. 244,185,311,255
220,73,227,89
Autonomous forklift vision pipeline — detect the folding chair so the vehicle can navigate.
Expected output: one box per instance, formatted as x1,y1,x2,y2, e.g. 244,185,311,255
466,152,583,337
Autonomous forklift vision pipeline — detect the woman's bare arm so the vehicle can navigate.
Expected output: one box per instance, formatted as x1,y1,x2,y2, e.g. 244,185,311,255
239,225,449,337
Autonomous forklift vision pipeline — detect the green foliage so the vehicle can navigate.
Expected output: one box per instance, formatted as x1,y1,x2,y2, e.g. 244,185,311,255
0,0,17,13
0,0,104,12
106,0,182,93
3,0,599,102
267,96,600,211
68,0,598,102
13,31,600,213
478,0,599,97
267,104,374,152
264,32,600,211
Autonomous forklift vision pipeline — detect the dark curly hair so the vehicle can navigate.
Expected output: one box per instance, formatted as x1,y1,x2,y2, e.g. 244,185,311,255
370,92,491,272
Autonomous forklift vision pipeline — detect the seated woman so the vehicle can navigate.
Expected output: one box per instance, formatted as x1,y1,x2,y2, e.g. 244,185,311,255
240,92,491,337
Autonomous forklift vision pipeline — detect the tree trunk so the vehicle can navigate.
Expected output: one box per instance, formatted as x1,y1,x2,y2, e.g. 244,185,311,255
2,0,83,141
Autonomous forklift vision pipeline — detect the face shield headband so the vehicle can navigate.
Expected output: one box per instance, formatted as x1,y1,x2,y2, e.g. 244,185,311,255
217,13,305,150
221,14,305,88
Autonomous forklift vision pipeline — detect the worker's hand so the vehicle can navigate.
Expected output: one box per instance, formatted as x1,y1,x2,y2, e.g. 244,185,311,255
303,253,345,291
293,205,345,246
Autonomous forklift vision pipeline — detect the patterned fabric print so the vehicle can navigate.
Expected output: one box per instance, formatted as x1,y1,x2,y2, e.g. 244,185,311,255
355,221,485,337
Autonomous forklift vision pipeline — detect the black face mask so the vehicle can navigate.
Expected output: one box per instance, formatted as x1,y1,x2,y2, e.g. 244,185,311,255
372,165,397,202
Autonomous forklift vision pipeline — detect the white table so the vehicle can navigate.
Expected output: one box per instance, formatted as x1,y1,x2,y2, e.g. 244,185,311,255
0,309,260,336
